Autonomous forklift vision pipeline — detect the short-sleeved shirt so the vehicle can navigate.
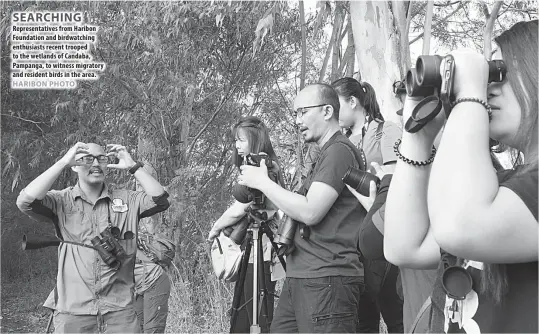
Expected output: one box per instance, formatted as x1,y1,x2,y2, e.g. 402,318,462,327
16,183,167,315
349,120,402,169
286,131,367,278
429,166,538,333
134,250,165,294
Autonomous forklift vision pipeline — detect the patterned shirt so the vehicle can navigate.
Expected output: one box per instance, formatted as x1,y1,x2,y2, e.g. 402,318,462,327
16,183,169,315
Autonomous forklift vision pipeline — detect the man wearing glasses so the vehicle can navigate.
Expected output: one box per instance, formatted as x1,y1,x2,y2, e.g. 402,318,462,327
239,84,367,332
16,142,170,333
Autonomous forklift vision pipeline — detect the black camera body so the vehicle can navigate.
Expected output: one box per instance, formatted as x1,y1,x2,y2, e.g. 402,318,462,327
91,226,128,270
223,154,279,244
404,55,507,133
243,153,278,206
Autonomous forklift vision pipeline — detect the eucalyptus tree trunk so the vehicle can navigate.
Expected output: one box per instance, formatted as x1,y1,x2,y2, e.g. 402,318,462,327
350,1,410,123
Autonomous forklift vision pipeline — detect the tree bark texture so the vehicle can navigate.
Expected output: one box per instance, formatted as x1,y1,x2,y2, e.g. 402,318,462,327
350,1,407,123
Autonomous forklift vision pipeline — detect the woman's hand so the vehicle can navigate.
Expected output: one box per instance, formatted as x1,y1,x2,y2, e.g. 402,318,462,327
207,225,221,242
450,48,489,101
346,162,388,211
402,95,446,146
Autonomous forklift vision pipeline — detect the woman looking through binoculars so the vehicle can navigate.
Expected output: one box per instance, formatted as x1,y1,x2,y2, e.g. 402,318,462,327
384,20,538,333
208,116,285,333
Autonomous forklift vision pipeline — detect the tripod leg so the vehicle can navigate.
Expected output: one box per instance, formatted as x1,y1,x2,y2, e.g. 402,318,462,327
230,232,253,333
257,232,271,333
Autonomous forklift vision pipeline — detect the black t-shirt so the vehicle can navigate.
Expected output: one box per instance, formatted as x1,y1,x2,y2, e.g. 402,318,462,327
286,131,367,278
429,166,538,333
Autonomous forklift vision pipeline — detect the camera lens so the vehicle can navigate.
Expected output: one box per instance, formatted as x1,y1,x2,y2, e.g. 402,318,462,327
342,166,380,197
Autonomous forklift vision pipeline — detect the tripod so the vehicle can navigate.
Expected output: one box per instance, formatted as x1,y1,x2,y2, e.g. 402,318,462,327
229,205,286,334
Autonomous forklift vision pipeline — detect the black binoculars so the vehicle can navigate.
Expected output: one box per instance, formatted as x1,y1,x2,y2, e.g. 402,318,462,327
403,55,506,133
274,189,310,256
406,55,507,97
342,166,380,197
91,227,132,270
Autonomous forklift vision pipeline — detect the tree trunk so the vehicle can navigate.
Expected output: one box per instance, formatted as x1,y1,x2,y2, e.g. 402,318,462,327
423,1,434,55
170,84,196,264
483,1,503,60
350,1,408,123
299,0,307,89
345,13,355,78
330,2,344,83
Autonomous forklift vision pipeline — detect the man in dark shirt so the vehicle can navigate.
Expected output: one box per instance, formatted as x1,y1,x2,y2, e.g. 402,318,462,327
239,84,366,332
16,142,170,333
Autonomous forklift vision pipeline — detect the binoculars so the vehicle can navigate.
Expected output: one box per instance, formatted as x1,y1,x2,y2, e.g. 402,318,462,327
274,190,310,256
91,227,131,270
406,55,507,97
403,55,506,133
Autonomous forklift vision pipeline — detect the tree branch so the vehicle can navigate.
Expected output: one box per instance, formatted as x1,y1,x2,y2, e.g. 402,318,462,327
1,113,45,133
409,2,465,45
484,1,503,60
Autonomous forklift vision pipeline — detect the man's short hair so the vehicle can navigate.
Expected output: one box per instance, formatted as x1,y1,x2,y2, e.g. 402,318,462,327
312,83,340,119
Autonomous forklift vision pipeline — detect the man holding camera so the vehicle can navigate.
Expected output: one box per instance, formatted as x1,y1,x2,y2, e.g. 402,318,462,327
239,84,367,332
16,142,170,333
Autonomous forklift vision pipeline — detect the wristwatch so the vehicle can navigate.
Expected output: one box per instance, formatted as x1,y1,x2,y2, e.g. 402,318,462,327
128,161,144,175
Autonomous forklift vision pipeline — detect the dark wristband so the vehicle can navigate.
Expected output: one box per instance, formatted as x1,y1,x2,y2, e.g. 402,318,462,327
129,161,144,174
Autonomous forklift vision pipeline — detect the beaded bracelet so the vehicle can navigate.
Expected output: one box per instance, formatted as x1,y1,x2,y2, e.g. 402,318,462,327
450,97,492,121
393,139,437,166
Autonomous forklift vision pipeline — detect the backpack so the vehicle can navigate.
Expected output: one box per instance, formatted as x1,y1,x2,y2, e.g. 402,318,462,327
137,231,176,268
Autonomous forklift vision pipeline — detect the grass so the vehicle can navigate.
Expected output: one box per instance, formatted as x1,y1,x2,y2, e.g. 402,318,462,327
1,269,389,334
1,223,388,334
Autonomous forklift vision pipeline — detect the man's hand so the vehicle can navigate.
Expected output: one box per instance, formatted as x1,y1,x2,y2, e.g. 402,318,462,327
60,142,90,167
106,144,136,170
347,181,377,211
238,159,271,190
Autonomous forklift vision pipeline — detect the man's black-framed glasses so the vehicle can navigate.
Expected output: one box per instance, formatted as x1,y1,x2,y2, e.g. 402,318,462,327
76,155,110,165
293,104,328,118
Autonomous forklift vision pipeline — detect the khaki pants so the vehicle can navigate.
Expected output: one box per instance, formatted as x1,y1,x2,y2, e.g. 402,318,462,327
134,272,171,333
53,307,140,333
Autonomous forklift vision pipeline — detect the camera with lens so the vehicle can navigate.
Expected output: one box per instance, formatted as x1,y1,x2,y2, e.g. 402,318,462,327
242,153,277,206
223,154,279,244
342,166,380,197
404,55,507,133
91,226,130,270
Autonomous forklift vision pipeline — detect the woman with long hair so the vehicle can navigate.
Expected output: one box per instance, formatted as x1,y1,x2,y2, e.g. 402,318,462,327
384,20,538,332
331,77,404,333
208,116,284,333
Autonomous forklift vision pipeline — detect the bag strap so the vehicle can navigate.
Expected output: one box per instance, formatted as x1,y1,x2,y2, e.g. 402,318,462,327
410,296,432,333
